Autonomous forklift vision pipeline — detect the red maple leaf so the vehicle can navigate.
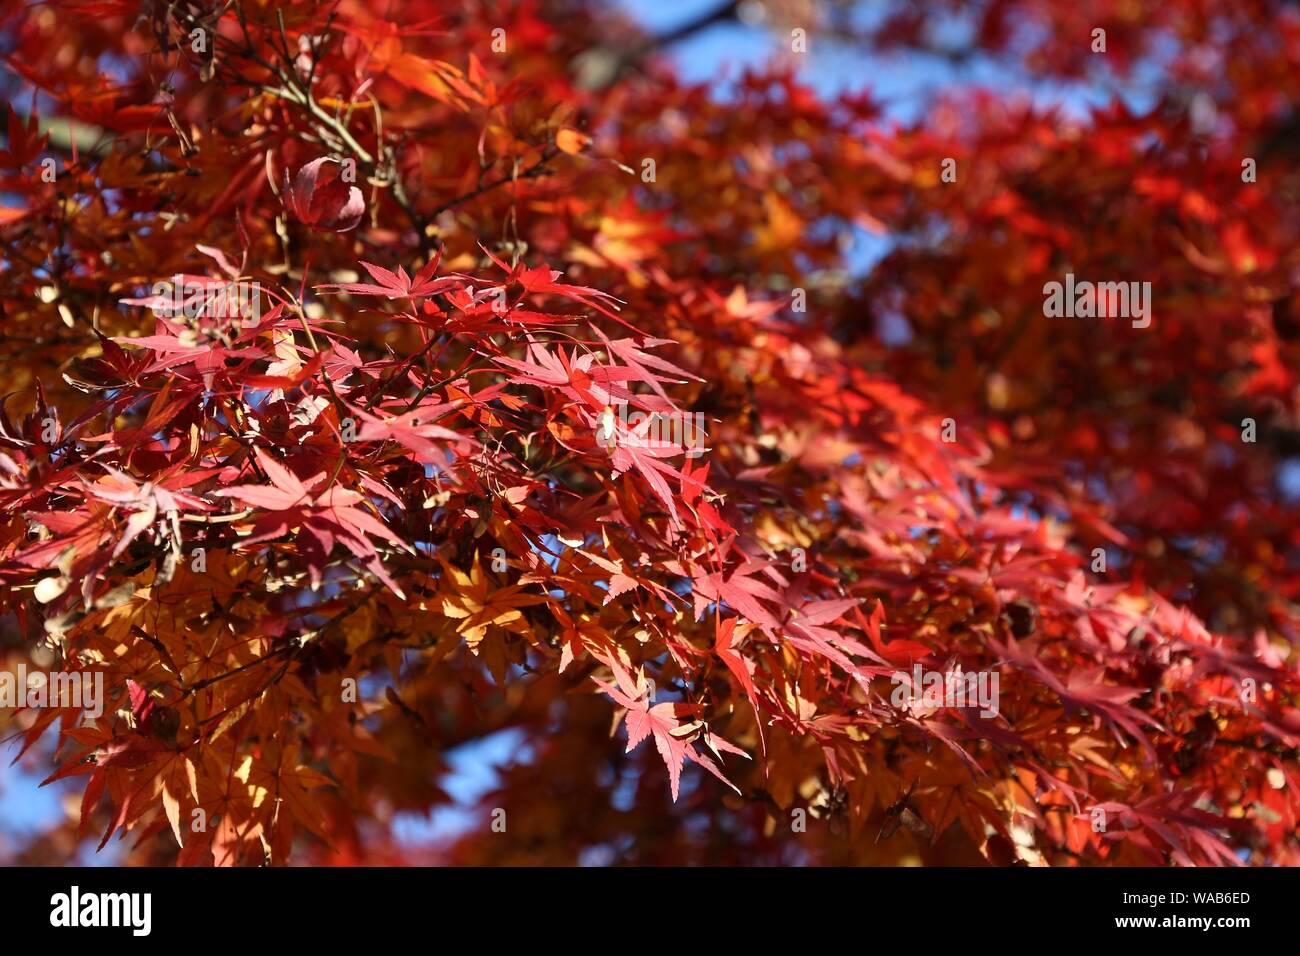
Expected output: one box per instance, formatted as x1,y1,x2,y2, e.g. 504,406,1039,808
320,254,461,300
213,448,411,594
593,657,745,800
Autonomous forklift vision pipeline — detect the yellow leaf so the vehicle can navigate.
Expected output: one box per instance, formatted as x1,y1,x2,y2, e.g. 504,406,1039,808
386,53,453,102
184,754,200,803
556,127,591,155
162,771,184,847
342,602,375,652
753,193,802,254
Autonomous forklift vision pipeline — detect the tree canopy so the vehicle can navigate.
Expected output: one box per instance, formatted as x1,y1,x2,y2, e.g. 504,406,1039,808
0,0,1297,866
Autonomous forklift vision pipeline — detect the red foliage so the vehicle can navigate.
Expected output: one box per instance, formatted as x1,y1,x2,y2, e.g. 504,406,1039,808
0,0,1297,866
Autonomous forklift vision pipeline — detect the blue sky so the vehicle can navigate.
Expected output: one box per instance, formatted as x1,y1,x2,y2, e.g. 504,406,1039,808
616,0,1135,119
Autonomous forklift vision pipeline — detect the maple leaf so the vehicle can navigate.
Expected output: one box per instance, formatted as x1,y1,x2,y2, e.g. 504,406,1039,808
347,401,473,463
715,616,758,706
495,340,606,406
603,411,690,524
782,595,875,678
570,543,672,606
852,600,932,666
439,556,546,651
82,466,211,559
693,555,786,629
594,657,745,800
0,104,48,168
480,245,642,332
319,254,460,300
111,318,264,389
713,615,767,760
213,448,410,594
